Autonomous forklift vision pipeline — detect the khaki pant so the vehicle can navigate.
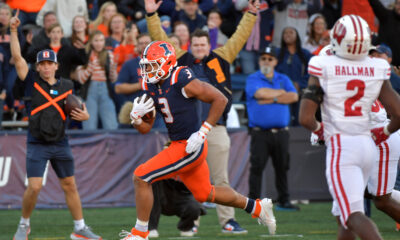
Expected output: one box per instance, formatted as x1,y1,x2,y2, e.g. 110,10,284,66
206,125,235,226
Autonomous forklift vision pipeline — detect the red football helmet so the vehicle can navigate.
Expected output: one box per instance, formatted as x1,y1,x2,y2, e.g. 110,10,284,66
140,41,177,84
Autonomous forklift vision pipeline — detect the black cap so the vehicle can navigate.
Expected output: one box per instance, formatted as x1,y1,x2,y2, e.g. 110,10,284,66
260,46,278,58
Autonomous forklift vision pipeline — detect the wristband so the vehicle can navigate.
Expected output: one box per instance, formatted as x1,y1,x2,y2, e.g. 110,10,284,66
200,121,212,135
383,125,390,136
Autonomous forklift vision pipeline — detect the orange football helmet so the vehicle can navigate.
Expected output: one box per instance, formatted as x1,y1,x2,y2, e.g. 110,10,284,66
140,41,177,84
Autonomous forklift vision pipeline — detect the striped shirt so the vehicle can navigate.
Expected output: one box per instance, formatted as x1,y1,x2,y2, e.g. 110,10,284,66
77,51,117,84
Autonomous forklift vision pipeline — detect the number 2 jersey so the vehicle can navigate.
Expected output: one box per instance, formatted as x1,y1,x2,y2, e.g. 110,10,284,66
308,55,391,139
141,66,200,141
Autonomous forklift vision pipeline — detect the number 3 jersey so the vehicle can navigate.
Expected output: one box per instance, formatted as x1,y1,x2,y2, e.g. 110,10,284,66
308,55,391,139
141,66,201,141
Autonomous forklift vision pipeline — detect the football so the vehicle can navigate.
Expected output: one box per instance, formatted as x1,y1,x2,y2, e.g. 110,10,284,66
64,94,83,116
138,94,156,121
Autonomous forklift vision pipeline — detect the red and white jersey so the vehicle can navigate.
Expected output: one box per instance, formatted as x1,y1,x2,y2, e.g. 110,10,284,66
369,100,390,129
308,55,391,139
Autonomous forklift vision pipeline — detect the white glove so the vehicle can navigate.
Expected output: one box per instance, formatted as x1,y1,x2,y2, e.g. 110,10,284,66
310,132,324,146
186,122,212,154
130,94,155,125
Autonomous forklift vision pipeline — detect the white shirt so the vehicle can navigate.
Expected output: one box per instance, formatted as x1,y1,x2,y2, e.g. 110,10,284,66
308,55,391,139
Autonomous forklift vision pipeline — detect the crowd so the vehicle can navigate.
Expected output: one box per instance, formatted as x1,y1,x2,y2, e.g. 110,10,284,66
1,0,399,130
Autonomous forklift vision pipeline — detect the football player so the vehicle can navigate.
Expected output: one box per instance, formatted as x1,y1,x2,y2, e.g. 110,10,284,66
299,15,400,240
118,41,276,240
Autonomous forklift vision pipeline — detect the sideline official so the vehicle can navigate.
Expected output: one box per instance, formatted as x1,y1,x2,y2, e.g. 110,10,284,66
246,46,299,211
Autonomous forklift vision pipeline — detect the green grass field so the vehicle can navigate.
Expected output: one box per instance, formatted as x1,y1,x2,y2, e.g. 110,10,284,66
1,202,399,240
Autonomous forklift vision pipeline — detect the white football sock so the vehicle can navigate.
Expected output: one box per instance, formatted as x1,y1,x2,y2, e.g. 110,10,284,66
74,219,85,231
19,217,30,226
135,218,148,232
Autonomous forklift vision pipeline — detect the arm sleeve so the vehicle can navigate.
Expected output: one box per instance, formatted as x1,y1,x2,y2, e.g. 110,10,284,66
146,13,187,59
212,12,257,63
108,52,118,82
368,0,390,22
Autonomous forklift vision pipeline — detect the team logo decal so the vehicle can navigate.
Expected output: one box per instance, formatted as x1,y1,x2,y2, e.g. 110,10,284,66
43,51,50,58
333,22,346,45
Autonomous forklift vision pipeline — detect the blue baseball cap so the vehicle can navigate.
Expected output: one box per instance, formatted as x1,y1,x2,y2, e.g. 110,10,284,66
36,49,57,63
260,45,278,58
375,44,392,58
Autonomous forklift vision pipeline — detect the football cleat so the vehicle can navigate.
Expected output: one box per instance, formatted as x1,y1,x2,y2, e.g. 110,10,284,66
253,198,276,235
13,224,30,240
71,225,102,240
119,228,149,240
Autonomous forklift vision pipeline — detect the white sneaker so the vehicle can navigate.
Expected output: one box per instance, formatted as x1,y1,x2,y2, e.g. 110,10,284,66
257,198,276,235
148,229,159,238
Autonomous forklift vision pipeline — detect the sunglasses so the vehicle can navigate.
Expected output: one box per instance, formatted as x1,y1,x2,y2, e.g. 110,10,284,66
260,56,275,61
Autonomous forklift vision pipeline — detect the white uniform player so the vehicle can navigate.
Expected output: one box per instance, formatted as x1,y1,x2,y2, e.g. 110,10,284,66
308,53,391,226
367,100,400,200
301,14,400,240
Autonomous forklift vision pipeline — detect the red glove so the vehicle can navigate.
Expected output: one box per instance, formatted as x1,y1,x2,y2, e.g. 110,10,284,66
371,126,390,145
313,122,324,142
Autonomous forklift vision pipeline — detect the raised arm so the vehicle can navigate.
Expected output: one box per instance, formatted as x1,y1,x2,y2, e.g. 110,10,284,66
10,10,29,81
145,0,186,58
213,0,258,64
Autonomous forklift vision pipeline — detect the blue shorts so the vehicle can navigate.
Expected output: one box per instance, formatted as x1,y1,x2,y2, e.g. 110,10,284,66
26,141,74,178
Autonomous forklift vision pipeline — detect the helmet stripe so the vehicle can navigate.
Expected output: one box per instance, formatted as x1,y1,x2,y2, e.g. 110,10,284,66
349,15,358,55
355,16,364,54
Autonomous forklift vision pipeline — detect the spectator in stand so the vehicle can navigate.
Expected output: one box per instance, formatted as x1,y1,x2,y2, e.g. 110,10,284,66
173,21,190,51
69,15,90,46
246,46,299,211
28,23,87,81
117,0,146,23
171,0,207,33
311,29,330,56
113,22,139,73
6,0,46,25
28,11,58,58
105,13,127,51
319,0,341,29
35,0,89,38
370,44,400,95
276,26,312,126
158,0,214,17
75,31,118,130
89,1,117,37
202,10,228,50
236,0,274,74
368,0,400,66
272,0,321,47
168,33,181,48
0,3,25,112
303,13,327,54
